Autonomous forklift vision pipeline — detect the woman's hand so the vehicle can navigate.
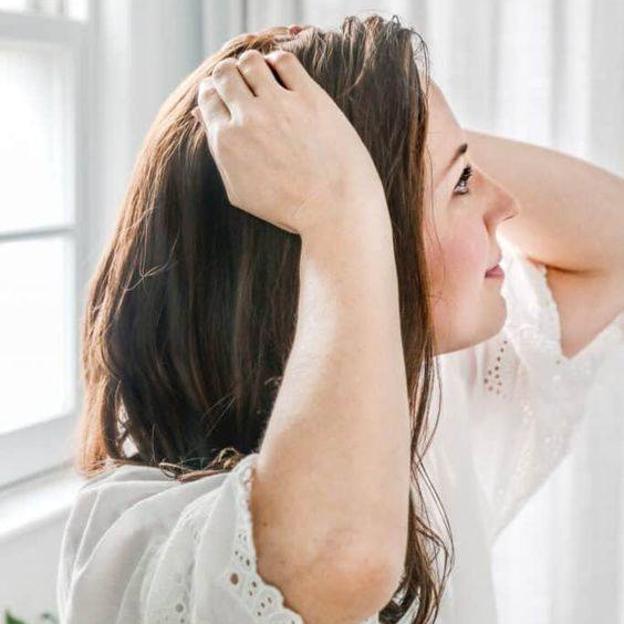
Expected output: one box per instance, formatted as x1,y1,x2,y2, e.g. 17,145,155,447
193,49,386,237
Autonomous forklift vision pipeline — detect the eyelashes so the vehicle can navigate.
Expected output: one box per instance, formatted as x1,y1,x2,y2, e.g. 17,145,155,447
454,164,473,195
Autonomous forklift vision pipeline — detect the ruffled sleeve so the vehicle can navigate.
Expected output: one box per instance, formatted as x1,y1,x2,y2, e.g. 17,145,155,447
466,237,624,541
57,452,312,623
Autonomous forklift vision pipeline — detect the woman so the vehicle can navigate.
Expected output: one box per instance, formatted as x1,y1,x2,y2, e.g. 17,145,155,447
57,14,623,624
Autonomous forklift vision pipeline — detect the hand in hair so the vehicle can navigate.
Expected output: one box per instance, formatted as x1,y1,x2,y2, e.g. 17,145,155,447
193,49,387,238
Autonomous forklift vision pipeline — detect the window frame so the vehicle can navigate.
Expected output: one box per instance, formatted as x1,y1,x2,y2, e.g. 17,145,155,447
0,8,91,489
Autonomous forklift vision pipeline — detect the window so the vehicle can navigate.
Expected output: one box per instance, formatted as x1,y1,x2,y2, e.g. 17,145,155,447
0,0,88,489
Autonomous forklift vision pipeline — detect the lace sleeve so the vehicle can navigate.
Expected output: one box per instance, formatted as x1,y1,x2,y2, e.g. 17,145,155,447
139,452,309,623
215,454,305,623
468,239,624,540
58,453,381,623
149,453,381,623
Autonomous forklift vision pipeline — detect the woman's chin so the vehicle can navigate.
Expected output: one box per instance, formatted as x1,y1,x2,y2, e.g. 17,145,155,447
482,289,508,332
434,297,508,356
483,293,508,339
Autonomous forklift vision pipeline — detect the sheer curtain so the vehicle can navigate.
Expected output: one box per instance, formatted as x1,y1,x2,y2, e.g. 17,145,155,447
244,0,624,177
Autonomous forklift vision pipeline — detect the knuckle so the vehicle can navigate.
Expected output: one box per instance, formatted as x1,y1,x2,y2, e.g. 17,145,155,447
270,49,297,66
197,85,217,106
237,49,262,69
212,58,236,77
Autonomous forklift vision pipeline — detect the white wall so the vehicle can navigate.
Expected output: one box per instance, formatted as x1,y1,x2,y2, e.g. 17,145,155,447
0,518,67,622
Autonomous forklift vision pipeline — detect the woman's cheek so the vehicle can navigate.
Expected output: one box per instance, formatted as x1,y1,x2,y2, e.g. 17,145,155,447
423,210,484,303
445,219,485,288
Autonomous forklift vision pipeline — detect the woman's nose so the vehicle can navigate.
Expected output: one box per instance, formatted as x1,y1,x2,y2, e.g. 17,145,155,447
487,174,520,224
502,190,521,222
497,190,520,224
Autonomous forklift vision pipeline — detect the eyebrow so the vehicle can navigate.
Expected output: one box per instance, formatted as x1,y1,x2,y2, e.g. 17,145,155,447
436,142,468,189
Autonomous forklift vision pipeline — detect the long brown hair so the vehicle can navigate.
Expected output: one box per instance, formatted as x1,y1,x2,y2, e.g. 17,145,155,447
76,13,453,623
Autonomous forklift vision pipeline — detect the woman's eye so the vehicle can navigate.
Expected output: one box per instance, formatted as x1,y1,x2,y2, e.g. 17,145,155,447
454,164,473,195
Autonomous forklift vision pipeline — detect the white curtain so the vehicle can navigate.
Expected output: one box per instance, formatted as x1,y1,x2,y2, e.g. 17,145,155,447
242,0,624,178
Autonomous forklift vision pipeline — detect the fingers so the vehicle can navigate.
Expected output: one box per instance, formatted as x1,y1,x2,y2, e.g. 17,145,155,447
264,50,315,93
196,49,315,130
235,49,284,97
197,77,229,127
209,58,255,119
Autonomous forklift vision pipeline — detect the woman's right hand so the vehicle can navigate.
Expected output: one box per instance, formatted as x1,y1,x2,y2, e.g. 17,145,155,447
194,49,387,238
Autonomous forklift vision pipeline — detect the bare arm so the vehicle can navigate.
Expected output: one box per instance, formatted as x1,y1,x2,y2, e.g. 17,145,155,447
250,204,410,622
466,130,624,357
466,129,624,273
198,51,410,621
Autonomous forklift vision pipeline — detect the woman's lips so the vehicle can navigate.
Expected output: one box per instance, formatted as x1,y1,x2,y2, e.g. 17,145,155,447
485,264,505,278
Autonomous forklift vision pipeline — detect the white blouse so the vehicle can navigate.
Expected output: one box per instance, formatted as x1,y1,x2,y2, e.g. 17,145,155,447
457,238,623,541
56,238,623,624
429,237,623,623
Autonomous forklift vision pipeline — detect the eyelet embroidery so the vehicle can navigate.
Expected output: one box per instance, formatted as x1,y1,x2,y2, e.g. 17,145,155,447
219,455,304,623
479,250,624,540
483,338,510,398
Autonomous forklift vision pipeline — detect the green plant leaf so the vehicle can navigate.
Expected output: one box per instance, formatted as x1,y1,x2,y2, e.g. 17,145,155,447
4,607,59,624
4,608,29,624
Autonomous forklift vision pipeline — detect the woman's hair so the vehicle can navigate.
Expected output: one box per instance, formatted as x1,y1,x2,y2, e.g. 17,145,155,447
76,12,453,623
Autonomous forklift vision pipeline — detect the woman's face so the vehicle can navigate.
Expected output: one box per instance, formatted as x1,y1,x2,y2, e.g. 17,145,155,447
422,81,520,355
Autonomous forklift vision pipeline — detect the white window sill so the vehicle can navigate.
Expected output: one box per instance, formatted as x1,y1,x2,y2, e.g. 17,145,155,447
0,462,86,544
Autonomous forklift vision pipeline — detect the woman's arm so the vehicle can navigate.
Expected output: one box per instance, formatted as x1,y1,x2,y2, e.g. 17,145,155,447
466,130,624,358
252,206,410,622
197,52,410,622
466,129,624,274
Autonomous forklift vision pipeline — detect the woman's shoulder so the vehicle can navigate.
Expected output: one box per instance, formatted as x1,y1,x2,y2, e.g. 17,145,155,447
65,461,210,565
70,454,256,531
58,452,268,623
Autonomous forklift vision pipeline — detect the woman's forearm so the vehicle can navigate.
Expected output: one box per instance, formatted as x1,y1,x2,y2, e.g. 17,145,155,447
251,202,410,620
466,129,624,274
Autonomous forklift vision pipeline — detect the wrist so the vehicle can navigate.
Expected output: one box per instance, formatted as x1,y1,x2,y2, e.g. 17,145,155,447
300,194,392,252
299,198,398,295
